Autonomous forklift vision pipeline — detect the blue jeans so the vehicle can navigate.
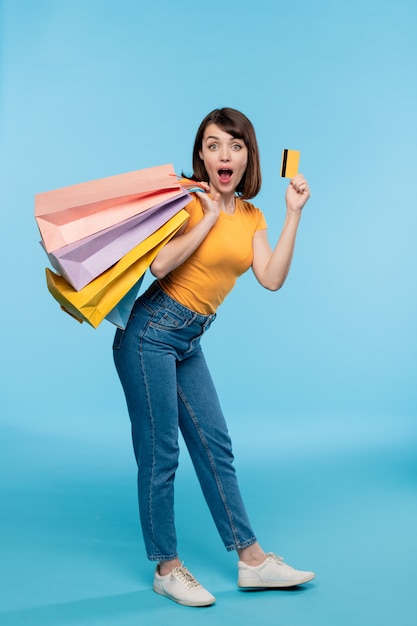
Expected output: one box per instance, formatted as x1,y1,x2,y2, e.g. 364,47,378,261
113,281,257,561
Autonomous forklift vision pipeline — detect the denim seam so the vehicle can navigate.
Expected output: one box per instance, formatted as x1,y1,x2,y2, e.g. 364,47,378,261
138,303,181,560
177,383,242,551
138,317,159,559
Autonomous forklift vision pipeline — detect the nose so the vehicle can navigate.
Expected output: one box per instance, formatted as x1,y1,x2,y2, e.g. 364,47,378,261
219,147,230,162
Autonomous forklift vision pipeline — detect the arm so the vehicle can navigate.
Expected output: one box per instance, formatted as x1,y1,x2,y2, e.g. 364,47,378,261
150,188,220,279
252,174,310,291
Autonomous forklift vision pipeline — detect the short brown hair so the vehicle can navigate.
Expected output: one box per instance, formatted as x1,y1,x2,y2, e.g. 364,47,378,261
190,108,262,199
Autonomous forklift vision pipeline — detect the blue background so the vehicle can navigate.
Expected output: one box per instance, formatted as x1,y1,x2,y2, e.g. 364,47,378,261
1,1,416,624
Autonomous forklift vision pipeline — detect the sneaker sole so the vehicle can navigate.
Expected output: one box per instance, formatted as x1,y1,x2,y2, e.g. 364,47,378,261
238,572,315,588
153,584,216,607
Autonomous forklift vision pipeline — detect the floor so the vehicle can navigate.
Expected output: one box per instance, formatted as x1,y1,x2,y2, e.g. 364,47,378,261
1,419,416,626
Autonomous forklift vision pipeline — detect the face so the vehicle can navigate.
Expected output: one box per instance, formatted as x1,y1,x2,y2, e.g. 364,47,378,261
199,124,248,196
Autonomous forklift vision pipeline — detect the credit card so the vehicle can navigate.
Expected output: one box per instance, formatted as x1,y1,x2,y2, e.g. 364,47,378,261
280,149,300,178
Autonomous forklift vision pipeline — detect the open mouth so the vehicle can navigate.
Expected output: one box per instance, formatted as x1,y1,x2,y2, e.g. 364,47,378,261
218,169,233,183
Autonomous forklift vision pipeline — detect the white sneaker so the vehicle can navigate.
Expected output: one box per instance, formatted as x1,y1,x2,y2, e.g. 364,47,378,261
153,564,216,607
238,553,315,588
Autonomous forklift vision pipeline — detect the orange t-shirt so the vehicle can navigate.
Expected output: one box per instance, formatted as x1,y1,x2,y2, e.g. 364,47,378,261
158,196,267,315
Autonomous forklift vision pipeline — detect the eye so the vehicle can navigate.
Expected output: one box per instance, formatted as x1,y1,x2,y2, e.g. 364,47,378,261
208,143,219,151
232,143,243,151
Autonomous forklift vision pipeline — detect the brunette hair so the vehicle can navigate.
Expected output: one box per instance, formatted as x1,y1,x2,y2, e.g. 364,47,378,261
189,108,262,199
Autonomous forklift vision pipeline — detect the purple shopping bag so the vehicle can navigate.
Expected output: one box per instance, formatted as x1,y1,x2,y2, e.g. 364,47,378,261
45,190,191,290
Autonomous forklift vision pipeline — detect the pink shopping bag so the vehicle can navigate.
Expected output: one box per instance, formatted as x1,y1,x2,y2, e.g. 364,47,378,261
35,164,182,252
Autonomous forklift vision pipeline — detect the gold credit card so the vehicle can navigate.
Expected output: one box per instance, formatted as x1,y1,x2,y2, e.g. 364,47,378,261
280,149,300,178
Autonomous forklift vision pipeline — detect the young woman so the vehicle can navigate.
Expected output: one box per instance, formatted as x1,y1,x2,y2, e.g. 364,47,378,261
113,108,314,607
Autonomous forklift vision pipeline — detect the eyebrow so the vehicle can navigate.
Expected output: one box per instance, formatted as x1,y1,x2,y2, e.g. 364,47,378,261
205,135,243,142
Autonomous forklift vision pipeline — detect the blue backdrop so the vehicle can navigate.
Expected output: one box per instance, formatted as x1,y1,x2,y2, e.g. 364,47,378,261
2,0,415,449
1,1,416,624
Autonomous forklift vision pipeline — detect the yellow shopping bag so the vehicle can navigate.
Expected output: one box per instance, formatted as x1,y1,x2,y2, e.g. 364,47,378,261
45,209,189,328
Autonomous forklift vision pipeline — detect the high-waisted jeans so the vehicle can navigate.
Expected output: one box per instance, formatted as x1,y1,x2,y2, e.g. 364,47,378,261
113,281,256,561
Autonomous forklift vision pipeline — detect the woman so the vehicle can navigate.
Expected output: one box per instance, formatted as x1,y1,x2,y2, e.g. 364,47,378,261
113,108,314,607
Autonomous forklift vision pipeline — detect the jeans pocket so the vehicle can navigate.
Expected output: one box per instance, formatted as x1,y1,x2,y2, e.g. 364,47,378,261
148,309,191,331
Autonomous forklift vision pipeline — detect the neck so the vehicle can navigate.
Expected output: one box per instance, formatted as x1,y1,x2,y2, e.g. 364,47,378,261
218,193,236,214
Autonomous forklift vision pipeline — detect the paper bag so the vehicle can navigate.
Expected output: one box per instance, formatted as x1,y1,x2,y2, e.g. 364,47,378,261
35,164,182,252
105,276,144,329
45,209,189,328
46,189,191,290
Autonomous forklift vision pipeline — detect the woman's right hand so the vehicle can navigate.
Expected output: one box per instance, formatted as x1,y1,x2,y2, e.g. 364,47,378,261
196,187,221,225
150,188,219,279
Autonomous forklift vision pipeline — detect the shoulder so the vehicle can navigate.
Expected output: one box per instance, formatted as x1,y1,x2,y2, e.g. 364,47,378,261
184,194,202,213
237,198,257,210
237,198,261,216
183,194,204,229
236,198,267,229
184,194,204,219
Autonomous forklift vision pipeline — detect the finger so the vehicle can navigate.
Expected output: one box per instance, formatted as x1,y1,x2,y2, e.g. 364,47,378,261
291,174,307,185
196,190,220,207
290,181,304,194
290,177,309,194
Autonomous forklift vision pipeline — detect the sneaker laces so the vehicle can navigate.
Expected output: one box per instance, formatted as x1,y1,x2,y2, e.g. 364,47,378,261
171,565,201,589
266,553,284,565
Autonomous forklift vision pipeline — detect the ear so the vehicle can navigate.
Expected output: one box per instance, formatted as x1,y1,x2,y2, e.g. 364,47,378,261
199,150,203,160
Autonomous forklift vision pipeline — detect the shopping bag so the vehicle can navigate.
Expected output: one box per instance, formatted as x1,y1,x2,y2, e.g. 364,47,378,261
45,209,189,328
35,164,182,253
65,278,145,329
105,275,144,329
175,176,207,193
45,189,191,291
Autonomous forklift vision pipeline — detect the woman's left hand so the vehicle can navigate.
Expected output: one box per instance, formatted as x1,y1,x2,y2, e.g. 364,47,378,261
285,174,311,214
